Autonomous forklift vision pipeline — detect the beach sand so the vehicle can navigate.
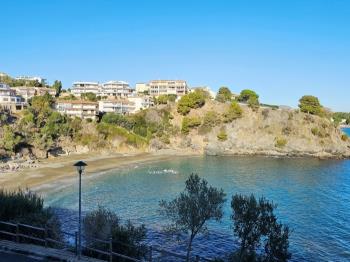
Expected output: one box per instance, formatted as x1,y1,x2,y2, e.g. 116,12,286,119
0,150,198,191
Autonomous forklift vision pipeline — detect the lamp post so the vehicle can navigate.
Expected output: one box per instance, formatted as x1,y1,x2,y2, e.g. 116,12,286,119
74,160,87,259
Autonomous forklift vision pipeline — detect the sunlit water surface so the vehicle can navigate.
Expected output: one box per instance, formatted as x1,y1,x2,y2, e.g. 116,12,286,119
42,152,350,261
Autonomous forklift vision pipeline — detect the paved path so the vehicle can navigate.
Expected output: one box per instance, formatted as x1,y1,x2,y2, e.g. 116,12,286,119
0,240,102,262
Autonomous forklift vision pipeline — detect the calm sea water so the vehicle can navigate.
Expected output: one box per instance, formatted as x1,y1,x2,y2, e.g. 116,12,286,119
43,152,350,261
344,127,350,136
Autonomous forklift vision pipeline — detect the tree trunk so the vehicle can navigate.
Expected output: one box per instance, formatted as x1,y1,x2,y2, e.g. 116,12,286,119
186,236,194,262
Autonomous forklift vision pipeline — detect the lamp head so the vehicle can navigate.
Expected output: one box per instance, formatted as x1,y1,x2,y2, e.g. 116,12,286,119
74,160,87,173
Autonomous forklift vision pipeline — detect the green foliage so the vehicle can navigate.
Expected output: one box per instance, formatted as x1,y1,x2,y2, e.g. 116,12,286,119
217,127,228,141
52,80,62,97
177,90,206,115
199,111,221,134
81,92,97,102
238,89,259,102
159,174,226,262
181,116,201,134
156,94,177,104
83,206,147,261
299,95,323,115
216,86,232,103
231,194,291,262
0,125,22,152
341,134,348,142
61,94,77,100
248,96,260,111
222,101,243,123
333,112,350,125
310,127,328,138
275,137,287,148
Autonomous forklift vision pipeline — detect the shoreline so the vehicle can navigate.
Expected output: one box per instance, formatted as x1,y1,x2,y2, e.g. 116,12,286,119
0,150,199,191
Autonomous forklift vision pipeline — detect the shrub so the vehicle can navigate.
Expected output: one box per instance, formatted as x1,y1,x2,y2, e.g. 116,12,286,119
181,116,201,134
83,206,147,261
237,89,259,102
156,94,177,104
282,126,292,136
248,96,260,111
217,127,228,141
215,87,232,102
299,95,323,116
222,101,243,123
177,90,206,115
275,137,287,148
341,134,348,141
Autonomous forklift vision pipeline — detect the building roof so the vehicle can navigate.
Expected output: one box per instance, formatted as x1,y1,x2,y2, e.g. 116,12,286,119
149,80,187,83
57,100,98,105
103,80,129,85
73,81,99,85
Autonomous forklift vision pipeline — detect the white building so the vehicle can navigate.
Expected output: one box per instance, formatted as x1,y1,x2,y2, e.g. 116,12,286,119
0,83,26,111
99,99,136,114
135,83,150,94
149,80,188,97
190,86,216,99
71,82,100,96
128,96,154,112
15,76,46,84
55,100,98,120
101,81,134,97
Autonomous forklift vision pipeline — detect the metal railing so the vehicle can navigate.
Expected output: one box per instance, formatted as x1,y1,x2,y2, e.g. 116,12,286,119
0,221,211,261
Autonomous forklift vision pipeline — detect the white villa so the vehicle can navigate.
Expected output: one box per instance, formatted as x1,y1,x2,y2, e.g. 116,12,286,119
0,83,26,112
135,83,150,94
55,100,98,120
71,82,100,96
98,99,136,114
12,86,56,102
149,80,188,97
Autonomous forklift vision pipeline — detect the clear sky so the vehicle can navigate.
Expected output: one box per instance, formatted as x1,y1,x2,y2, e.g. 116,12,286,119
1,0,349,111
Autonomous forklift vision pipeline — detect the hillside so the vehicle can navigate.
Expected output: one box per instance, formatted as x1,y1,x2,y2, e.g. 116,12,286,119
1,95,349,172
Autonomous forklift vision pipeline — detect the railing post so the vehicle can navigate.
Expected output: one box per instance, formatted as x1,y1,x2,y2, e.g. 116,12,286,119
149,246,153,262
75,231,78,256
16,223,19,243
109,237,113,262
44,225,48,248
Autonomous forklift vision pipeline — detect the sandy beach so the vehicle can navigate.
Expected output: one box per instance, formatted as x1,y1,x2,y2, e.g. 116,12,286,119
0,150,198,191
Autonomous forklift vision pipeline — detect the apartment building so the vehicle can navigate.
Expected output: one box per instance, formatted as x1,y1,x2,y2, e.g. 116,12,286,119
101,81,133,97
149,80,188,97
15,76,46,84
128,96,154,112
99,98,136,114
55,100,98,120
0,83,26,111
71,82,100,96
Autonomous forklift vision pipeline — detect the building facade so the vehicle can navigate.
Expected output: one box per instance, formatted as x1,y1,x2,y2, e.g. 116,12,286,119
71,82,100,96
100,81,133,97
98,99,136,114
55,100,98,120
149,80,188,97
12,86,56,101
135,83,150,94
0,83,26,111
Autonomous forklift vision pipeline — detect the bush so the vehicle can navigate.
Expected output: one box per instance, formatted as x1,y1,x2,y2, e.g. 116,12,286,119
275,137,287,148
299,95,323,116
237,89,259,102
215,87,232,103
222,101,243,123
282,126,292,136
341,134,348,141
217,127,228,141
156,94,177,104
177,90,206,115
181,116,201,134
248,96,260,111
81,92,97,102
83,206,147,261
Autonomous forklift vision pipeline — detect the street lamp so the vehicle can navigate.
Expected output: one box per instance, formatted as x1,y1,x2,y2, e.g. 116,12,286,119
74,160,87,259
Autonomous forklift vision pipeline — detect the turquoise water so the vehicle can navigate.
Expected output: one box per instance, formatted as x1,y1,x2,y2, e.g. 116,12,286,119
343,127,350,136
44,155,350,261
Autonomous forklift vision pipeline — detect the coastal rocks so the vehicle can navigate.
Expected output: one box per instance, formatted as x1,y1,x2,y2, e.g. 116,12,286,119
0,159,38,173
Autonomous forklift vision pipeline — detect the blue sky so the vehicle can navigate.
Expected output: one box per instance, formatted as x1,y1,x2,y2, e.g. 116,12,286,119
1,0,349,111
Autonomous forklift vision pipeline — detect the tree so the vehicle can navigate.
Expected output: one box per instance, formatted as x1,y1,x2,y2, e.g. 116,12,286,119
216,87,232,102
298,95,322,115
83,206,147,261
177,90,206,115
231,194,291,262
0,125,22,152
159,174,226,261
238,89,259,102
52,80,62,97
